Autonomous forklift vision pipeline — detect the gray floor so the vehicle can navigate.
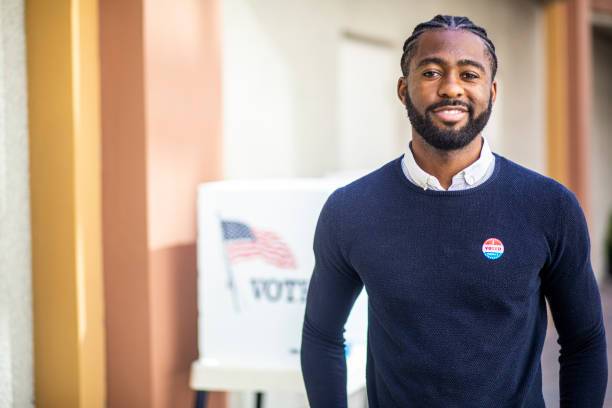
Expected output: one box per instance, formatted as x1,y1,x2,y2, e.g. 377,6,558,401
541,276,612,407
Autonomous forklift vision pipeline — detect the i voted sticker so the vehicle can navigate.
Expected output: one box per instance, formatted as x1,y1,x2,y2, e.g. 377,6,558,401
482,238,504,260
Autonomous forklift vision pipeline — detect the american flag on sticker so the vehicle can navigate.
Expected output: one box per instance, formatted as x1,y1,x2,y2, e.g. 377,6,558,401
220,220,297,269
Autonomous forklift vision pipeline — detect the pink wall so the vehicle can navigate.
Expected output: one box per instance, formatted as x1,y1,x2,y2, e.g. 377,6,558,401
145,0,222,250
101,0,225,406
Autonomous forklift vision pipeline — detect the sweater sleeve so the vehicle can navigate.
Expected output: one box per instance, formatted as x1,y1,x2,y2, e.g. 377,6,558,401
300,190,364,408
541,190,608,407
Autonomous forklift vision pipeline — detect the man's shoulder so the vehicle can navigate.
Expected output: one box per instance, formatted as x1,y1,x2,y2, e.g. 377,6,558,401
496,154,579,209
329,156,402,205
498,156,589,255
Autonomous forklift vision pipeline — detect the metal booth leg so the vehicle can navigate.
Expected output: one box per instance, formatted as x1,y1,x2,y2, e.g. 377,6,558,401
194,390,208,408
194,390,262,408
255,392,264,408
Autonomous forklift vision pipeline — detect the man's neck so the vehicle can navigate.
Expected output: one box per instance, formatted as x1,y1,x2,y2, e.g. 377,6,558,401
410,134,484,190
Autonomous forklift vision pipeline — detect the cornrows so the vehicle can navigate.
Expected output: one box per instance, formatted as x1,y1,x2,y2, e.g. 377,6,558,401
400,15,498,79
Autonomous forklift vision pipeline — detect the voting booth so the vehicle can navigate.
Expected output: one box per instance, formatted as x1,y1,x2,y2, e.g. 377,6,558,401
190,179,368,402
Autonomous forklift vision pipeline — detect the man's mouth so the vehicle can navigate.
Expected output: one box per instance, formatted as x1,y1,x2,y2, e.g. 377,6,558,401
430,105,469,124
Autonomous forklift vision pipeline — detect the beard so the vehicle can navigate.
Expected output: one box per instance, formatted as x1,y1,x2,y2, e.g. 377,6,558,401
405,91,493,151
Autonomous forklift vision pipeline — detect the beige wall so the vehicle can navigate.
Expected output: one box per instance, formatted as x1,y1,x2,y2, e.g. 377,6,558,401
591,27,612,279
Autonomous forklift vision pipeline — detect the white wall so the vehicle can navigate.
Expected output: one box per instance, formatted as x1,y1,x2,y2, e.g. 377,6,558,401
221,0,546,181
591,28,612,280
336,36,403,173
0,0,33,406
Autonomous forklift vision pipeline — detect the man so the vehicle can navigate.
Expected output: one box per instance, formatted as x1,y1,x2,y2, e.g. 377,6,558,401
301,15,608,407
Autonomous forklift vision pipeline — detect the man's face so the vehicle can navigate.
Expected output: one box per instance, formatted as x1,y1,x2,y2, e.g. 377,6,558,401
397,29,497,151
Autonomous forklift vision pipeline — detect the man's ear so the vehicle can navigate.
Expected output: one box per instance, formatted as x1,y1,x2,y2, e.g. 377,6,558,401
490,80,497,104
397,76,408,106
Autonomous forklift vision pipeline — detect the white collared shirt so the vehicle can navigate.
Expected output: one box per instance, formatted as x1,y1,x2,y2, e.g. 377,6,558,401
401,136,496,191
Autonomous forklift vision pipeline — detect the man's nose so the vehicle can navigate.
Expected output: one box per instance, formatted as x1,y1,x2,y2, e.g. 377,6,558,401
437,74,464,99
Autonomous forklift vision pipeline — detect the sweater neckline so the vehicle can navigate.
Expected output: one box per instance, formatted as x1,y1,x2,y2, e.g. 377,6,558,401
392,152,503,197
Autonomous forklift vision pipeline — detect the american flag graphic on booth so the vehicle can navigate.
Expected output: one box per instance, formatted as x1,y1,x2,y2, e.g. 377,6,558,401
221,220,297,269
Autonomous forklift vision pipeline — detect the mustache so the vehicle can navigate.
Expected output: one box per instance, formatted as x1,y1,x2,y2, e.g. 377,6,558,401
426,99,473,114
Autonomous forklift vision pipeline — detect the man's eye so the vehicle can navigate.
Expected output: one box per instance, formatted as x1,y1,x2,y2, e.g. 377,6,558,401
422,71,440,78
462,72,479,80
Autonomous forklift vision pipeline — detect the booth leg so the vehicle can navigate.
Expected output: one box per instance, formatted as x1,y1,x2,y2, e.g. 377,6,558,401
194,390,208,408
255,392,264,408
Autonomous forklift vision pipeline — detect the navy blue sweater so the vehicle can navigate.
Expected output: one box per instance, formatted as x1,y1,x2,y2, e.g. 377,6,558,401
301,154,607,407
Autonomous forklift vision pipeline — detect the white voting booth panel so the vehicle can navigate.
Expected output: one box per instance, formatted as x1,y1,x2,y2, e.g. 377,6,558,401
190,179,367,396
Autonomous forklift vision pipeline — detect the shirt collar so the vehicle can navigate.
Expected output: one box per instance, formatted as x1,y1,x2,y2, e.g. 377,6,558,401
403,136,494,190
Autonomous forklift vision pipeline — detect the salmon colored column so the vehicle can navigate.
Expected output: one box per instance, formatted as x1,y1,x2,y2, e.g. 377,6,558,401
544,0,592,216
566,0,592,214
100,0,225,407
544,1,570,187
27,0,106,406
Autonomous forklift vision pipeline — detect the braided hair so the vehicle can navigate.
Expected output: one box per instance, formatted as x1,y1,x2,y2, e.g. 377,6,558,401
400,15,497,79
